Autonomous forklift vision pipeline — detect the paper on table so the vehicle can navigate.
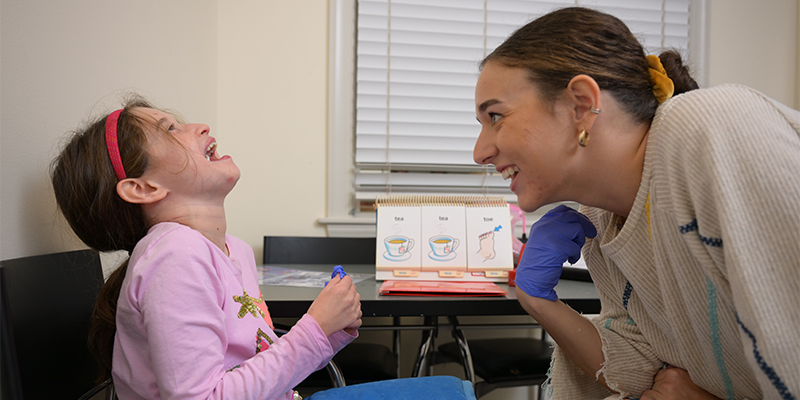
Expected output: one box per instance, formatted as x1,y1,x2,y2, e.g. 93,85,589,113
258,265,373,287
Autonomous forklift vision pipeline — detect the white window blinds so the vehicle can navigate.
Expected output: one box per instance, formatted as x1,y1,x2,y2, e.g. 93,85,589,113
354,0,691,201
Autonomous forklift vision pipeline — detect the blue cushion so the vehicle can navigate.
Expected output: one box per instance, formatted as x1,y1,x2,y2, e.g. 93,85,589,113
308,376,476,400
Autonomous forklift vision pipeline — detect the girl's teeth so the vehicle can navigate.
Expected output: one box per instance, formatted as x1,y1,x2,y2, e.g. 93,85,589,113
502,166,519,180
205,142,217,161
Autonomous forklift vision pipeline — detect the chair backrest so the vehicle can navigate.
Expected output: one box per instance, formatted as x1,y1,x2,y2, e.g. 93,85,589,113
263,236,376,265
1,249,105,400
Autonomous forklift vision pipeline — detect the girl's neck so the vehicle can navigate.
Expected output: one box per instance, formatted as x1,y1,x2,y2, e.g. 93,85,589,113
176,214,229,256
146,201,230,256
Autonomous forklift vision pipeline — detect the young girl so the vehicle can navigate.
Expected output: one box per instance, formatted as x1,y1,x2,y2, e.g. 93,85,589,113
51,96,362,400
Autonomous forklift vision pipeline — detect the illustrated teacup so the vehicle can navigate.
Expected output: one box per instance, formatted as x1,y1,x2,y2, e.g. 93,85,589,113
429,235,459,257
385,236,414,257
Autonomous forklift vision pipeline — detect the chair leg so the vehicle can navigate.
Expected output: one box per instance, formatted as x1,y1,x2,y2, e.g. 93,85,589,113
393,316,401,378
451,328,475,385
324,360,347,387
448,317,476,386
411,316,436,377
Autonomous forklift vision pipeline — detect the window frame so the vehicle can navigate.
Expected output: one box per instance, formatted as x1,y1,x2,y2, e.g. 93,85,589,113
320,0,708,236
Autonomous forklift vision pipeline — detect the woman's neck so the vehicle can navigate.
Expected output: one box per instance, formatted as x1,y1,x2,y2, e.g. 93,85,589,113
570,111,649,218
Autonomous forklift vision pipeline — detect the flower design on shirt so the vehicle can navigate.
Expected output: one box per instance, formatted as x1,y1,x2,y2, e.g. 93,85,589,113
232,289,265,319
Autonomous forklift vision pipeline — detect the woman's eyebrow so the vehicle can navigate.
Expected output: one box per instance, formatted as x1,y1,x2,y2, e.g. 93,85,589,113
478,99,501,113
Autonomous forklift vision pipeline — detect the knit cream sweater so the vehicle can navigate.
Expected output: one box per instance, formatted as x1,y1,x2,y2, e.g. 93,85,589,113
549,85,800,400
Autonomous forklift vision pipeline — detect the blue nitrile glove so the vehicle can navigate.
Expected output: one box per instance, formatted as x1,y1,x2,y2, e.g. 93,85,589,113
516,205,597,301
325,265,347,287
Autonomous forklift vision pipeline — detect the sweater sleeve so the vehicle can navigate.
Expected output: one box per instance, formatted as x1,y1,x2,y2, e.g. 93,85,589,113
328,329,359,356
549,228,665,400
289,315,358,372
224,314,341,398
656,85,800,399
123,232,347,400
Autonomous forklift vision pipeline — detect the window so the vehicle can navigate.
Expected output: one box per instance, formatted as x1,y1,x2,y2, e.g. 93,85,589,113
323,0,707,235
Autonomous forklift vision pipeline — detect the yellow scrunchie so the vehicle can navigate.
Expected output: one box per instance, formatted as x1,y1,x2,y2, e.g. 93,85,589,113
646,55,674,103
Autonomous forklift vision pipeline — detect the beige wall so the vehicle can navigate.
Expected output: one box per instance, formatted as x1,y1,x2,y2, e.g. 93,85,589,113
1,0,798,266
217,1,330,265
0,1,220,260
707,0,799,107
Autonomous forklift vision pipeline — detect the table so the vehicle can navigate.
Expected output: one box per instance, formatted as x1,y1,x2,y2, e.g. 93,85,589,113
260,264,600,381
259,263,601,318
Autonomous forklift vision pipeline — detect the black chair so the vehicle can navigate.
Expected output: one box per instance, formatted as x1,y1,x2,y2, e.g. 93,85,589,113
408,315,550,398
1,249,113,400
429,259,588,397
436,317,552,398
262,236,398,393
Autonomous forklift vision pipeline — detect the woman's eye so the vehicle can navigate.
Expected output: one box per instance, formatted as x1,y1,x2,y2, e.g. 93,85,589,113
168,124,175,132
489,113,501,123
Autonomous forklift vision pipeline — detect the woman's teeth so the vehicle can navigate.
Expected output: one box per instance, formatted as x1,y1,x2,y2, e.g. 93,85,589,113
501,166,519,180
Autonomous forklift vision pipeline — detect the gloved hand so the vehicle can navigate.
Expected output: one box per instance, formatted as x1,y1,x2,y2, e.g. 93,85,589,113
515,205,597,301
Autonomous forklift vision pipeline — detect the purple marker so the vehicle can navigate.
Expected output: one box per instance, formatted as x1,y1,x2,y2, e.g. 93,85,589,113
332,265,347,279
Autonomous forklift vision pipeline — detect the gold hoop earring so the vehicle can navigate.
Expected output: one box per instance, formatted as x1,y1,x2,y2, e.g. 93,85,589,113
578,129,589,147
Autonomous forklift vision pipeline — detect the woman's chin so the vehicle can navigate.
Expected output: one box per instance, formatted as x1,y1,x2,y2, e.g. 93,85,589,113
514,194,542,213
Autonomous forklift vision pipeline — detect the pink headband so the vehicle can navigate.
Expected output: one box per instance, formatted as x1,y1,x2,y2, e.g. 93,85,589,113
105,109,126,180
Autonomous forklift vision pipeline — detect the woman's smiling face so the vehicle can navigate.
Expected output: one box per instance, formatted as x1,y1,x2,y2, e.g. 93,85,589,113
473,62,576,212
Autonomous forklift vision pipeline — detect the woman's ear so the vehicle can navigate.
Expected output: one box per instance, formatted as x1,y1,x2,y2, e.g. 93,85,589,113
116,178,168,204
566,74,602,125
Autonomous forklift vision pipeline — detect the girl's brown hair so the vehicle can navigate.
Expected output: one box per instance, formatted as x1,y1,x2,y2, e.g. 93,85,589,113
483,7,698,123
51,96,160,383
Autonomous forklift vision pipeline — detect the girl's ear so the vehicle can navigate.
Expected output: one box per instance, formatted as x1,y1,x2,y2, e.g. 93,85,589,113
116,178,168,204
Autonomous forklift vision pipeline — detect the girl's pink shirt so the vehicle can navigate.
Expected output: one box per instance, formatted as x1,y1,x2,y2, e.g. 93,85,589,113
112,222,356,400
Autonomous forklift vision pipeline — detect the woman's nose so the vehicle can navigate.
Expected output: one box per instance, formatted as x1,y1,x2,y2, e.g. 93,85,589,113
473,127,496,165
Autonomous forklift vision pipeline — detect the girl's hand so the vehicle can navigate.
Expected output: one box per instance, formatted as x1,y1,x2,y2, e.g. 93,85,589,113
307,275,362,336
640,366,721,400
